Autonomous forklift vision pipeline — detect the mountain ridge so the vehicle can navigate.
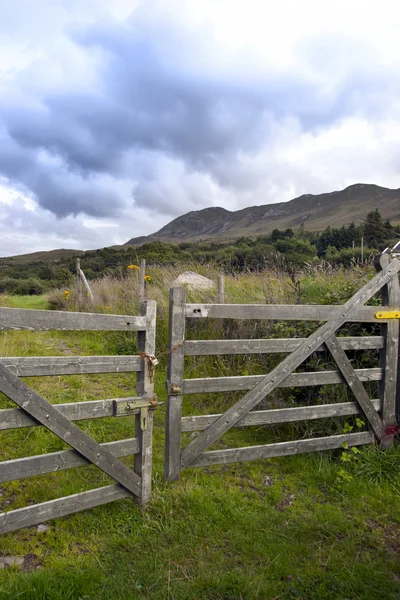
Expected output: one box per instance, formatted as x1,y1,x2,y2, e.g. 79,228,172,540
126,183,400,245
2,183,399,262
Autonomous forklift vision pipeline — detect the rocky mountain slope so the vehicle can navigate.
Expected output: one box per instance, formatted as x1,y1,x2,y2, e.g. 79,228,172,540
126,184,400,245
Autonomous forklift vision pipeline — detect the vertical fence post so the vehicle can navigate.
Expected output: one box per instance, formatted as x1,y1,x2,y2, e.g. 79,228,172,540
376,253,400,447
217,274,225,304
135,299,157,504
164,287,186,481
78,267,94,304
76,258,82,311
139,259,146,303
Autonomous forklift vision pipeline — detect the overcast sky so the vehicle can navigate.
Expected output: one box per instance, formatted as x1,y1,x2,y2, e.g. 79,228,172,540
0,0,400,256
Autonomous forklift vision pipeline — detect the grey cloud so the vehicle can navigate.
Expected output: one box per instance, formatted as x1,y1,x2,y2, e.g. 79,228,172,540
0,134,125,217
0,0,399,225
0,194,168,257
0,5,327,220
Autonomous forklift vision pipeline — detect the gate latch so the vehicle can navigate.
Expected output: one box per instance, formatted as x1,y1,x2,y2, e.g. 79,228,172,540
376,311,400,319
113,397,157,430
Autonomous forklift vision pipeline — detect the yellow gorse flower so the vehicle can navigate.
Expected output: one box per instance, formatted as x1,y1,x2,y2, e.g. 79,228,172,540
127,264,139,270
144,275,151,281
64,290,70,295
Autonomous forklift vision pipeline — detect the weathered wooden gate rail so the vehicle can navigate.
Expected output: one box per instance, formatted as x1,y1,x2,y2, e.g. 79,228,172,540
165,254,400,480
0,302,156,534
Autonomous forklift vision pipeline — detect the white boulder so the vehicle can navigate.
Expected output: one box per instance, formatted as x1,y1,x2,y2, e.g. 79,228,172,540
172,271,215,291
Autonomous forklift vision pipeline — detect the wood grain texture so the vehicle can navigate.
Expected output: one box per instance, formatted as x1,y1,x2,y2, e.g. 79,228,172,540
0,438,139,482
0,396,147,431
182,368,382,394
0,307,146,331
0,484,131,534
184,303,389,322
164,287,186,481
0,355,141,376
180,258,400,468
76,257,82,310
217,275,225,304
188,432,373,467
139,259,146,302
180,399,381,431
183,336,384,356
325,335,385,441
0,298,157,527
0,364,141,496
135,300,157,504
377,253,400,447
78,268,94,302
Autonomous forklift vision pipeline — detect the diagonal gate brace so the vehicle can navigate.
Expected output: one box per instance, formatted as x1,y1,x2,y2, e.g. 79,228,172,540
0,364,141,497
325,335,385,441
181,257,400,468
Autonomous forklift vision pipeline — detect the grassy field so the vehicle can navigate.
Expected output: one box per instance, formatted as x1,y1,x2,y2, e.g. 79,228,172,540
0,268,399,599
2,295,50,310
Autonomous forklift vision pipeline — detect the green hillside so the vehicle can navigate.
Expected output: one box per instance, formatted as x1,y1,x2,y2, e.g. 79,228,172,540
126,184,400,245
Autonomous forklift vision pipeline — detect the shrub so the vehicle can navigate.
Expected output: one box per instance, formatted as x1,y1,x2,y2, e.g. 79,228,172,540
14,277,45,295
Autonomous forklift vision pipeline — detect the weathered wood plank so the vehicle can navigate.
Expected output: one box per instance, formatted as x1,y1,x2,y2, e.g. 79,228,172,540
165,287,186,481
180,399,381,431
0,356,142,376
184,336,384,356
0,396,147,431
0,438,139,483
139,259,146,302
0,484,131,534
0,365,141,496
0,307,146,331
76,258,83,309
185,304,389,322
182,368,382,394
217,275,225,304
78,268,94,302
181,258,400,468
376,253,400,447
135,300,157,504
188,432,373,468
325,335,385,441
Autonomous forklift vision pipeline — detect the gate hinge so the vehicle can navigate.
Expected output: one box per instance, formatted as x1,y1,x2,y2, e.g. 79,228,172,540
167,382,182,395
376,311,400,319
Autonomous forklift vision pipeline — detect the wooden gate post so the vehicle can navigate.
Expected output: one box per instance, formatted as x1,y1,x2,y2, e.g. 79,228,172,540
164,287,186,481
139,259,146,303
80,271,94,304
76,258,83,310
217,275,225,304
135,299,157,503
376,253,400,447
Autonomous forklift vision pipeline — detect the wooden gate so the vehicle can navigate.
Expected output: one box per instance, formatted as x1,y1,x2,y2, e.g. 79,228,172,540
165,254,400,480
0,300,156,533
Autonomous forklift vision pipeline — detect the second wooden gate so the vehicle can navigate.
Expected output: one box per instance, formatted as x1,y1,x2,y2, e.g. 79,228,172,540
0,300,156,533
165,254,400,480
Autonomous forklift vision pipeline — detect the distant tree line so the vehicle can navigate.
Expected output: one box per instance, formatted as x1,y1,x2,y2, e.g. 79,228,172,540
0,210,399,294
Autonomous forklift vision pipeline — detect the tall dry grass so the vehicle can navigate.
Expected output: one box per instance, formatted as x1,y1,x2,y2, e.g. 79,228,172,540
49,262,372,315
47,262,376,365
47,262,376,336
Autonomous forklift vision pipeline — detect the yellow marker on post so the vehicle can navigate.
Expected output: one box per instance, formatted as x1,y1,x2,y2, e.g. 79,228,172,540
375,311,400,319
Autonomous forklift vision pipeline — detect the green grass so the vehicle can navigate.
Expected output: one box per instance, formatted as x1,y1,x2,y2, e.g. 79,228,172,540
0,269,399,599
5,295,50,310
